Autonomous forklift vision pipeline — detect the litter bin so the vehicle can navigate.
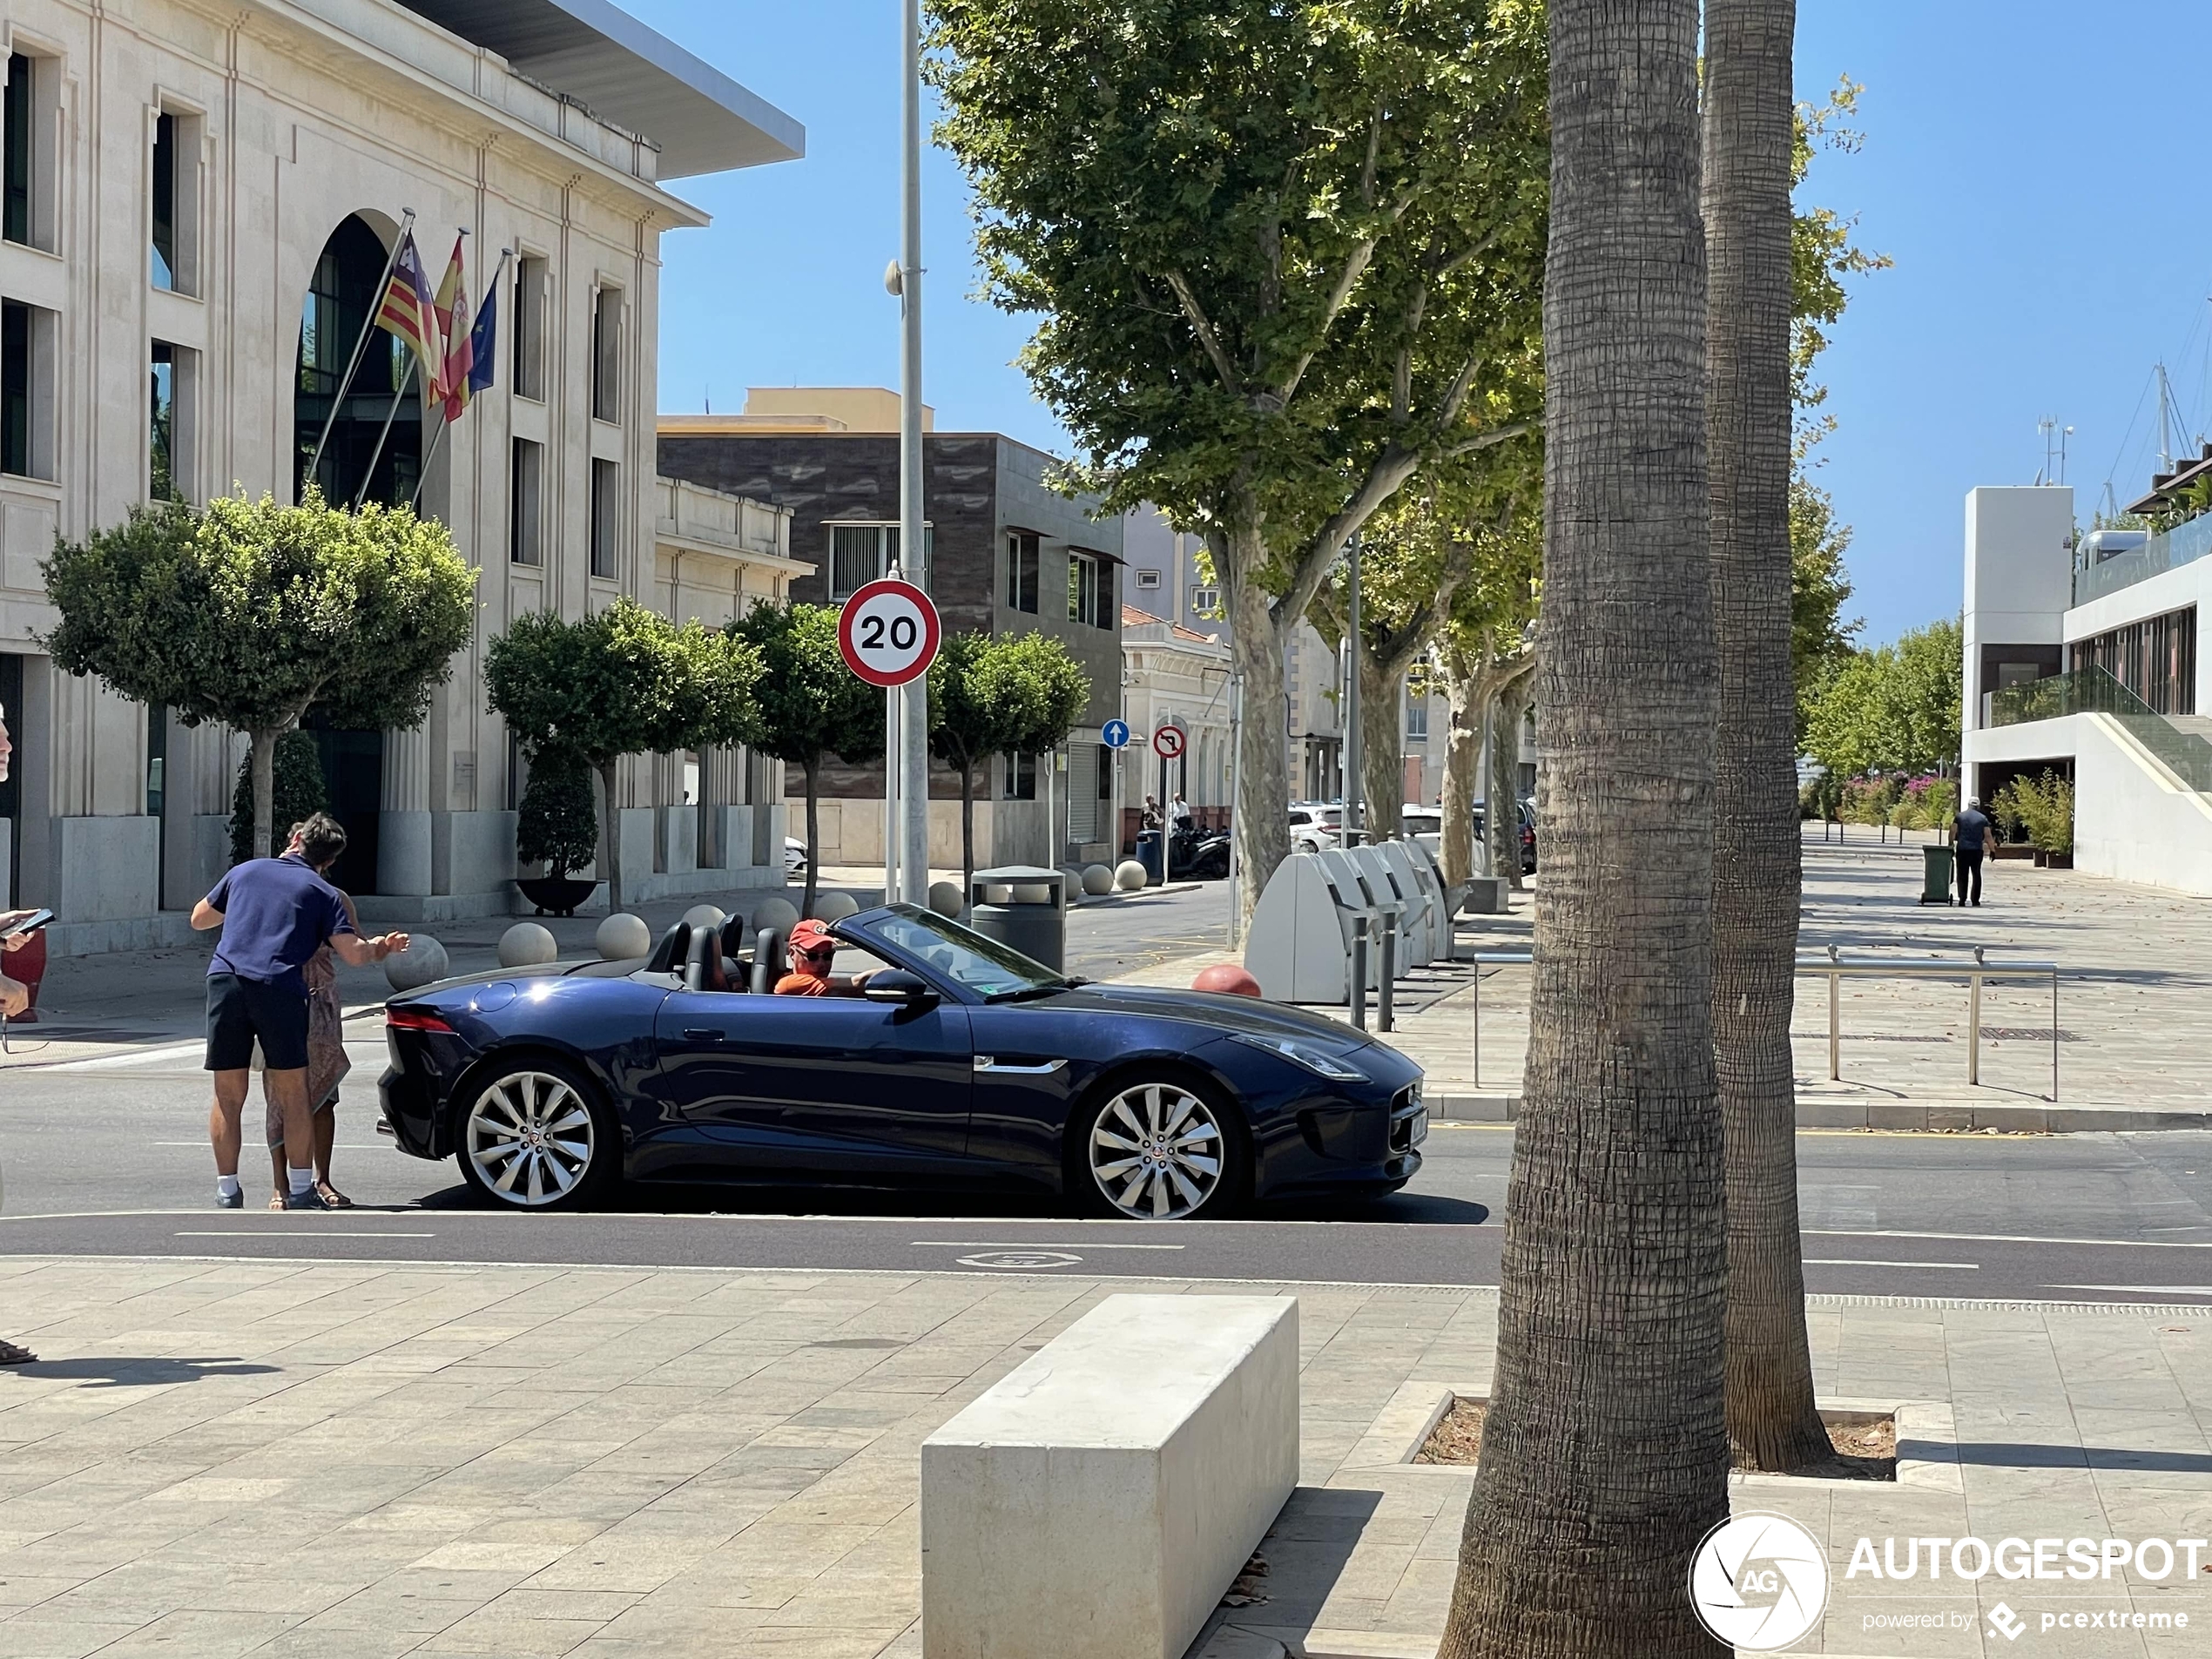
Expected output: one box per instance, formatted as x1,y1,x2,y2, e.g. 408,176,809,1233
1920,843,1954,905
1136,830,1164,887
967,865,1069,971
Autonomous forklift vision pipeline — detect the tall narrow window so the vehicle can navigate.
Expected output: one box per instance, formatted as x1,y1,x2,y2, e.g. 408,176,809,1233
151,114,177,288
1,300,27,477
1007,530,1039,613
513,255,545,401
150,342,179,498
3,54,30,247
1003,752,1037,800
1405,685,1428,742
1068,550,1111,628
590,458,619,579
509,438,543,564
591,286,623,421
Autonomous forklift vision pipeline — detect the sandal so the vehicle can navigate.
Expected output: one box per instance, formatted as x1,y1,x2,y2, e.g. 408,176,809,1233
0,1338,35,1366
267,1192,287,1211
316,1183,353,1210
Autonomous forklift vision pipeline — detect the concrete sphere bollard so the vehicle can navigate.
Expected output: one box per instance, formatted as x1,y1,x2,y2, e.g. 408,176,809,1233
812,891,859,922
497,922,558,968
383,935,448,992
1193,963,1264,998
1012,883,1053,906
927,880,964,918
752,895,800,936
1114,860,1148,892
596,912,652,961
680,903,726,934
1081,863,1114,896
981,884,1014,907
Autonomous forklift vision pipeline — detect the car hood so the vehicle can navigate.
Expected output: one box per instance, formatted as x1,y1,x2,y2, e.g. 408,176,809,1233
1019,983,1373,1048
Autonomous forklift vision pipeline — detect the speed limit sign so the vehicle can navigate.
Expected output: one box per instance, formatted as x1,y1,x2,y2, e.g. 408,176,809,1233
1152,723,1186,759
837,577,941,688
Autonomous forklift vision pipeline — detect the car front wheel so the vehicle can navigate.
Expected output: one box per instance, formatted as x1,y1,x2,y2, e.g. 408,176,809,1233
1070,1076,1246,1220
456,1059,617,1211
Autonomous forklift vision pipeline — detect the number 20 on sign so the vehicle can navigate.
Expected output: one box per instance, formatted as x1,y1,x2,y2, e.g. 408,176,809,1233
837,577,942,688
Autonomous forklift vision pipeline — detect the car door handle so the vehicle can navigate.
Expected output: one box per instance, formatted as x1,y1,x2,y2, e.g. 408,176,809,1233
974,1055,1068,1075
682,1028,726,1042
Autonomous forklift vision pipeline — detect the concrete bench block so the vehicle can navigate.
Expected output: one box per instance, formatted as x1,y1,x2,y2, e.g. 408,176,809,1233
921,1293,1299,1659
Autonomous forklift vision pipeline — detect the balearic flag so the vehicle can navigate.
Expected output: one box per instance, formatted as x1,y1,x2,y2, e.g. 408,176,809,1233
374,233,442,400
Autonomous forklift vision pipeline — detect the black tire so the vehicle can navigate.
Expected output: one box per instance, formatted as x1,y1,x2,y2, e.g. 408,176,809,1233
1066,1072,1248,1220
454,1055,619,1212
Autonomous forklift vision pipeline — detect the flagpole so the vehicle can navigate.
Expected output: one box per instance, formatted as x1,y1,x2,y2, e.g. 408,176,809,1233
354,354,416,509
409,247,511,515
307,206,415,489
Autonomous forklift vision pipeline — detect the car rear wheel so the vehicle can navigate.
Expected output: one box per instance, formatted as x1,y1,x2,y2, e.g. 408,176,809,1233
457,1059,616,1211
1070,1076,1245,1220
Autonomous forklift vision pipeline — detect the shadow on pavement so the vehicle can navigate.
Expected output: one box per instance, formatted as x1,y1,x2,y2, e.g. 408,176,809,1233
8,1356,280,1387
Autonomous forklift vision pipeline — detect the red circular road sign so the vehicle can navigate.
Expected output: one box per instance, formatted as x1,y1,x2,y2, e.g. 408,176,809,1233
838,577,941,688
1152,722,1187,759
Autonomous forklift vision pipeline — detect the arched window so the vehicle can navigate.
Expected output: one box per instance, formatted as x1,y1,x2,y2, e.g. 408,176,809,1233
295,214,421,509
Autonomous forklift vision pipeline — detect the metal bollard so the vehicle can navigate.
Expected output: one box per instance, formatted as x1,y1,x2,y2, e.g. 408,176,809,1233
1379,917,1396,1032
1349,915,1370,1033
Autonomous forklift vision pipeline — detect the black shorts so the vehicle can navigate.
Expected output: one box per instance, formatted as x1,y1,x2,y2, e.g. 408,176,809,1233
206,974,310,1072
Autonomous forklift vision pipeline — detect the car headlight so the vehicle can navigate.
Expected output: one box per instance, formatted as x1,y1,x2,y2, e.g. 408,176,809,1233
1232,1033,1368,1082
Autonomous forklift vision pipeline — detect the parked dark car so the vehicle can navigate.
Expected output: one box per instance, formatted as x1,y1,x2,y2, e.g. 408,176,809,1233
1469,799,1540,873
379,906,1425,1218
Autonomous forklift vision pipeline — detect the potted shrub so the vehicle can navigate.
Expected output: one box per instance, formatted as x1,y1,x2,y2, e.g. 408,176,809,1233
514,746,602,915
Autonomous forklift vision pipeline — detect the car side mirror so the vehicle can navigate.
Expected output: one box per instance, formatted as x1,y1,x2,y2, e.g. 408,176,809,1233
864,969,937,1007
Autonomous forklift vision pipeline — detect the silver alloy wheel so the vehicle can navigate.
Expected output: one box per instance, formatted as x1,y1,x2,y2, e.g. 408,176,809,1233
1088,1082,1224,1219
466,1070,595,1207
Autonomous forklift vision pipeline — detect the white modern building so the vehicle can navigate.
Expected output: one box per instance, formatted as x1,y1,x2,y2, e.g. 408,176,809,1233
0,0,805,952
1960,482,2212,894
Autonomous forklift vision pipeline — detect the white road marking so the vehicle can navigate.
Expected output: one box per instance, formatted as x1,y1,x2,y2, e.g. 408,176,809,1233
44,1041,206,1071
909,1239,1185,1251
2051,1285,2212,1297
172,1231,435,1238
1805,1227,2212,1250
1804,1258,1979,1271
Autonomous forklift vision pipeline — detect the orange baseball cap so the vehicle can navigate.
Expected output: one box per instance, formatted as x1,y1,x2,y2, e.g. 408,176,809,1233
788,919,835,954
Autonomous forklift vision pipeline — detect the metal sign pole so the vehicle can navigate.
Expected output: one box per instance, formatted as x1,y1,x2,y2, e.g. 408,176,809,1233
883,688,900,904
896,0,930,904
1227,669,1243,948
1344,531,1361,847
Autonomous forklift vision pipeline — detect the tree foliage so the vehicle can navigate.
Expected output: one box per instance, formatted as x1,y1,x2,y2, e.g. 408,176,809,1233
486,595,762,904
1791,76,1891,454
929,0,1548,919
930,629,1094,888
516,746,600,880
727,601,884,915
1790,477,1860,737
1803,617,1962,782
43,490,477,859
227,730,328,867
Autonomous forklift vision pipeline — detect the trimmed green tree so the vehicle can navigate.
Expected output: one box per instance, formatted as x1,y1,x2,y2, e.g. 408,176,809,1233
485,595,761,908
515,747,600,882
43,490,477,860
933,629,1094,893
227,729,330,867
727,601,883,918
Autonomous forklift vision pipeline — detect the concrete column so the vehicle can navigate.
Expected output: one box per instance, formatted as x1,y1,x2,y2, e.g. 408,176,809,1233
379,723,434,896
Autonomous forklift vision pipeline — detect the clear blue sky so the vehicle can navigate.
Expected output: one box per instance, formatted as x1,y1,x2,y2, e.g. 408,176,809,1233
635,1,2212,649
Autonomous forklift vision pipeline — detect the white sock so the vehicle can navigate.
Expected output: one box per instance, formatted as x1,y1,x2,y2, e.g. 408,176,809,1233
216,1174,241,1199
288,1166,314,1196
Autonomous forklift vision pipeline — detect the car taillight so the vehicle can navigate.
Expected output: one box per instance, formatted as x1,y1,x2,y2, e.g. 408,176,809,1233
387,1006,455,1035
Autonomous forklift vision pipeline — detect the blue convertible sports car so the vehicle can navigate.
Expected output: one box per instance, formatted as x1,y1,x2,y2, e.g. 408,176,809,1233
378,905,1425,1218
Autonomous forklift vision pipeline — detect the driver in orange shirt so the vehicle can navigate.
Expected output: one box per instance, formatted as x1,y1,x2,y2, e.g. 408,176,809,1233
773,918,881,997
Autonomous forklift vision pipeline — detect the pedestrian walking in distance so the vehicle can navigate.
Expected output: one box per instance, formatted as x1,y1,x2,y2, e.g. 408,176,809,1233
261,885,361,1209
1953,794,1993,907
192,813,408,1211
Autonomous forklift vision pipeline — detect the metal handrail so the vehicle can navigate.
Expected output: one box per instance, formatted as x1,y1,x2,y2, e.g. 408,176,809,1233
1461,949,2060,1101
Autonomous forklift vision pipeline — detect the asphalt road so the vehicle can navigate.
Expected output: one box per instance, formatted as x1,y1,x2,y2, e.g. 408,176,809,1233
5,1028,2209,1304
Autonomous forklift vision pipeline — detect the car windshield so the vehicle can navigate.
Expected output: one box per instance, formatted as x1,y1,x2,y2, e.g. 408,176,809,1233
862,905,1072,1000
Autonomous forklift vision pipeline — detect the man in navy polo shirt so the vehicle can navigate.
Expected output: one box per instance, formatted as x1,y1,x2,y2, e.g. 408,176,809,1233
192,813,409,1211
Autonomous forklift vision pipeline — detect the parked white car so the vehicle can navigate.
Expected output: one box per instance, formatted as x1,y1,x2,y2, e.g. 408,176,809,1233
786,837,808,878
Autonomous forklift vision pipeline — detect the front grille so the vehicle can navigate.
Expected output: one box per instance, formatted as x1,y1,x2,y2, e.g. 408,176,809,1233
1387,1082,1426,1152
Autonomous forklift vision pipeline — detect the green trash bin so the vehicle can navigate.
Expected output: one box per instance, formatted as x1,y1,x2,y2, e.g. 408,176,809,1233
1920,843,1954,905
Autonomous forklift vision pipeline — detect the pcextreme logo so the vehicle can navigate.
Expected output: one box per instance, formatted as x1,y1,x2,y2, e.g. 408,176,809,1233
1688,1512,1831,1651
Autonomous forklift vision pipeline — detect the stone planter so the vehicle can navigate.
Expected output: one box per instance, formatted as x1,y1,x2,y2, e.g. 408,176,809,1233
516,876,601,917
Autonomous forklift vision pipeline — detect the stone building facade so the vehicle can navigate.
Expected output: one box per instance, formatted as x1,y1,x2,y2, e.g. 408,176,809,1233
0,0,802,951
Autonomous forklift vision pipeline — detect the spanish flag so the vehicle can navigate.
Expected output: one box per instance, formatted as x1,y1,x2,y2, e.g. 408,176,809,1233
432,236,478,421
375,233,442,401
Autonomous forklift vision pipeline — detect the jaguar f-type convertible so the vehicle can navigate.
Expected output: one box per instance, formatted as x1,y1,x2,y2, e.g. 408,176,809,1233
378,904,1425,1218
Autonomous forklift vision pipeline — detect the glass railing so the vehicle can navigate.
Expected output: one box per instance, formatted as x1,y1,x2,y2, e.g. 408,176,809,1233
2074,513,2212,604
1985,666,2212,789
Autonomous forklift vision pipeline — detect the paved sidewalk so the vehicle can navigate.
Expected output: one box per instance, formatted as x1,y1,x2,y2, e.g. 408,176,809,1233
4,1257,2210,1658
1125,834,2212,1130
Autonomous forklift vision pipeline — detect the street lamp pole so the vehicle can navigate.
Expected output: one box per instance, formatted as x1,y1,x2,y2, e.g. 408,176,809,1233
1343,532,1362,850
897,0,930,902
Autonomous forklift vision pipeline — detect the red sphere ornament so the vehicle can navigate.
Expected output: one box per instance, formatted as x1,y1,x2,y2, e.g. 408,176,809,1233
1192,963,1263,998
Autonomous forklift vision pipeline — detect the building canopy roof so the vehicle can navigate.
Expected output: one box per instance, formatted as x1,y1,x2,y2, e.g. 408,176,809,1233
394,0,803,178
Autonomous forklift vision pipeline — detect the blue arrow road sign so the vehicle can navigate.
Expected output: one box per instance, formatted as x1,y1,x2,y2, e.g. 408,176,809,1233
1101,718,1130,749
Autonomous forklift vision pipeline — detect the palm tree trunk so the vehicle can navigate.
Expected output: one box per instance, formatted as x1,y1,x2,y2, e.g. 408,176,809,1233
1706,0,1827,1472
1440,1,1729,1652
801,759,820,919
